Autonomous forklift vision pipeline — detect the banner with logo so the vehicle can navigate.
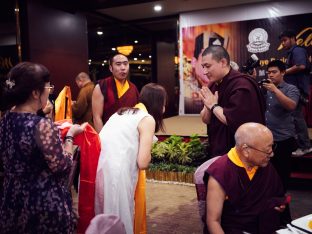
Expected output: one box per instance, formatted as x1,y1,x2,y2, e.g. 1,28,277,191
180,12,312,120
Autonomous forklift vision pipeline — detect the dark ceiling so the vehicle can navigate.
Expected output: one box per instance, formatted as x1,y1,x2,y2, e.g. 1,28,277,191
1,0,275,62
43,0,178,61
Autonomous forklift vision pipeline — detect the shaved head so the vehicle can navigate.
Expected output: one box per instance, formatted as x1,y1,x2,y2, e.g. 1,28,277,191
235,122,272,147
75,72,90,81
234,122,274,168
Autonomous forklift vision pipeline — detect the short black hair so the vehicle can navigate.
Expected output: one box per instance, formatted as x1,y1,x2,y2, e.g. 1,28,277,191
267,60,286,72
109,53,128,66
202,45,230,65
278,29,296,40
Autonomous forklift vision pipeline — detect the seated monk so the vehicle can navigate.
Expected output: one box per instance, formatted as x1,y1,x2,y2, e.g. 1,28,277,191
205,122,286,234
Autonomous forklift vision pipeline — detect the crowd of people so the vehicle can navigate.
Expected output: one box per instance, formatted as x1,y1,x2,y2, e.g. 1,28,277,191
0,28,310,234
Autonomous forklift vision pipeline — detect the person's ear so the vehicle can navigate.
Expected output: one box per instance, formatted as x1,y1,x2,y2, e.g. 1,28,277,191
32,90,40,100
220,58,227,67
109,65,113,73
241,144,249,158
281,70,286,77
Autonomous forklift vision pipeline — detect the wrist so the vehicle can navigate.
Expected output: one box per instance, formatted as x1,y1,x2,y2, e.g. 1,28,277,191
210,103,220,113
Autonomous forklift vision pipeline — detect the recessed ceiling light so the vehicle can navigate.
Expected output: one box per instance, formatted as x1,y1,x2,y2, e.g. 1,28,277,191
134,58,138,61
154,5,162,12
97,31,103,35
112,48,116,51
134,40,138,44
149,55,152,58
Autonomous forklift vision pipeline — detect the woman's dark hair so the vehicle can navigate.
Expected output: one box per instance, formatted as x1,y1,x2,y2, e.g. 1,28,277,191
117,83,167,132
139,83,167,132
0,62,50,111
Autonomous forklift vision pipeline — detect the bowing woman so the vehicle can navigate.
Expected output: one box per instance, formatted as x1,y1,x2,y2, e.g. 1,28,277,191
95,83,167,234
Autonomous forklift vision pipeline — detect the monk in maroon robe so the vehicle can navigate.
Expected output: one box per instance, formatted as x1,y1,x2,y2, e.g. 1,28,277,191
92,53,139,132
205,123,285,234
199,46,265,157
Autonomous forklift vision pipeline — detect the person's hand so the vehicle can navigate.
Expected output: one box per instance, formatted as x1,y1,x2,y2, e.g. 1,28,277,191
251,68,257,79
274,204,286,212
199,86,218,109
67,122,88,137
262,79,278,93
42,100,53,115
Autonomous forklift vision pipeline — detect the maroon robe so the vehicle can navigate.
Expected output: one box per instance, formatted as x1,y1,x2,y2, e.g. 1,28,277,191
206,155,284,234
209,69,265,156
98,76,139,124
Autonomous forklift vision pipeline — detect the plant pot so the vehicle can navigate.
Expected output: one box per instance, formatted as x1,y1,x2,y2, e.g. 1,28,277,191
146,169,194,184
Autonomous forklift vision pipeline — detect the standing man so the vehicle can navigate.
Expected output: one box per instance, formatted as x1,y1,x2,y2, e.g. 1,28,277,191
206,123,285,234
262,60,299,191
92,53,139,133
72,72,95,126
279,29,312,156
262,60,299,224
199,45,265,157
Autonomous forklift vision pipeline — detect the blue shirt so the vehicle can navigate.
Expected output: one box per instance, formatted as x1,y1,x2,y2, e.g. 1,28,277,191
265,81,299,141
284,45,310,95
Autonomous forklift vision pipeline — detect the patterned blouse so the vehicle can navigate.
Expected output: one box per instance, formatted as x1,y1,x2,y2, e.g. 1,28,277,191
0,112,76,233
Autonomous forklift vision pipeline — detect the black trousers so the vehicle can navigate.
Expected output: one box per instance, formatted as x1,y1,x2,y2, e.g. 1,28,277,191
271,137,297,225
271,137,297,191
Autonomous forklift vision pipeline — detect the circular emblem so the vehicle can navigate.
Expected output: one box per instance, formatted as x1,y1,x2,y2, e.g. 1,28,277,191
247,28,270,53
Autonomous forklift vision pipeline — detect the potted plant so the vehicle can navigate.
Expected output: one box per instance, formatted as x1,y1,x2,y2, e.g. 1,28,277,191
148,135,208,183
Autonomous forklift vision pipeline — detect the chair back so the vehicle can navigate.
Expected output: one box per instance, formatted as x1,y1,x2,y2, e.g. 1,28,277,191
194,156,221,233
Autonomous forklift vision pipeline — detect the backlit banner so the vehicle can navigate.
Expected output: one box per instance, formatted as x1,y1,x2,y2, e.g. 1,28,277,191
179,12,312,120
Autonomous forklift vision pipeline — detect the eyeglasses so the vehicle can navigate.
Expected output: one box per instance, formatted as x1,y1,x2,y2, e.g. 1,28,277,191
44,85,54,92
245,143,277,156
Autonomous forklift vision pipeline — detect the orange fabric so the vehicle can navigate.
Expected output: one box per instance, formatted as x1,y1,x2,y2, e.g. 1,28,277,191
57,120,101,234
134,170,147,234
133,102,147,234
228,147,258,180
55,86,72,121
115,78,130,98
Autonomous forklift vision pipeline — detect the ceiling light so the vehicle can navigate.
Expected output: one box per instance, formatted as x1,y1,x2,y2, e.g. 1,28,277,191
149,55,152,58
112,48,116,51
134,40,138,44
134,58,138,61
117,45,133,56
97,31,103,35
154,5,162,12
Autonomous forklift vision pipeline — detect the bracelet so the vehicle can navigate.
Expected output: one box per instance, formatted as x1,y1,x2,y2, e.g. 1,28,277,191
65,138,73,143
210,103,220,113
65,135,74,141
